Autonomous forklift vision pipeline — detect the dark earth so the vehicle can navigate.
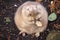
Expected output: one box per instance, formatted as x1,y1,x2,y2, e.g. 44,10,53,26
0,0,60,40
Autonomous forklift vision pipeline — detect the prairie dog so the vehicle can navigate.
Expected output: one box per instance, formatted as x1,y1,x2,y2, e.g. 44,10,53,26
14,1,48,37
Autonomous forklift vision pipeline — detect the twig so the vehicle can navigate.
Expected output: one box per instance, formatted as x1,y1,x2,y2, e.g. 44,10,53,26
8,33,10,40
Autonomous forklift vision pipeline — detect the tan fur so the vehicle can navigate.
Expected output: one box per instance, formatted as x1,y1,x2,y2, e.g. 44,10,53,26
14,1,48,37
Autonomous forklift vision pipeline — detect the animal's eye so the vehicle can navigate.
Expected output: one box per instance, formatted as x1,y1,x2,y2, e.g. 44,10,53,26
29,14,32,16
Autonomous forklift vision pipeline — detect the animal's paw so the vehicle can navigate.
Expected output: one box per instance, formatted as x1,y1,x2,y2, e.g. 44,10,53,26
36,21,42,27
35,32,40,37
19,31,26,36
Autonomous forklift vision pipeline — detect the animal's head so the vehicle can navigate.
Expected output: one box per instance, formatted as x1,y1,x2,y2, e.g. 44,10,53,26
21,4,42,24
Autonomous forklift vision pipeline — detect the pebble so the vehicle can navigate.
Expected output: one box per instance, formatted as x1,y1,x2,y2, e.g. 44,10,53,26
46,30,60,40
48,12,57,21
4,17,11,22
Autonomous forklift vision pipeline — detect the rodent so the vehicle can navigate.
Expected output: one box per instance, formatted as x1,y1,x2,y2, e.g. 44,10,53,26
14,1,48,37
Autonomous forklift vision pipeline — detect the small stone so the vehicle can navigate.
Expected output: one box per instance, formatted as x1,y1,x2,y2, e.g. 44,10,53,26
48,12,57,21
46,31,60,40
4,17,11,22
14,4,17,7
51,1,53,4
